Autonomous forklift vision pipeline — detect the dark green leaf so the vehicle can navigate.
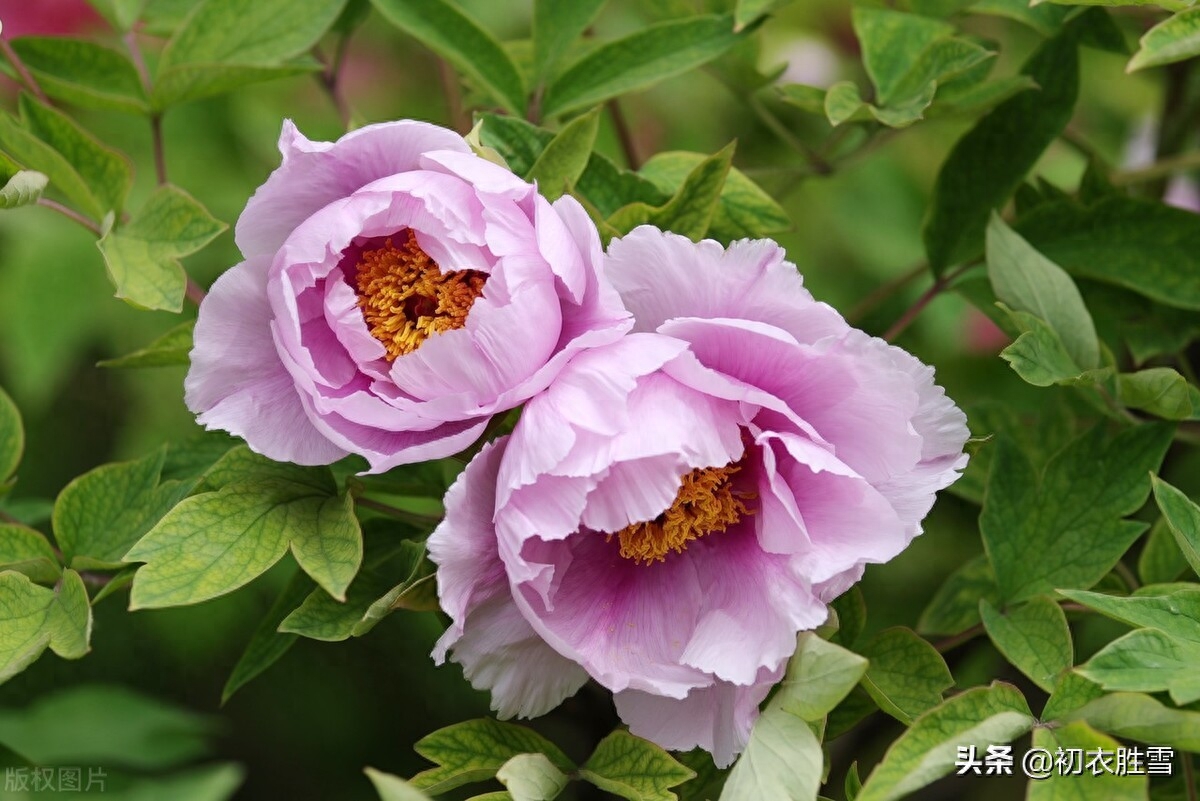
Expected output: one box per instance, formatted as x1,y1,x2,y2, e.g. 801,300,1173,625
525,107,601,201
542,14,745,118
99,319,195,369
579,731,694,801
859,627,954,724
411,719,574,795
980,596,1073,692
918,554,1002,636
968,0,1072,37
221,569,314,704
154,60,323,110
608,142,734,240
370,0,526,114
98,185,226,312
1152,477,1200,580
6,37,148,113
923,21,1082,272
1129,8,1200,71
1117,368,1199,420
996,305,1087,387
1138,518,1190,585
981,424,1173,602
532,0,608,83
1041,671,1105,721
856,683,1035,801
734,0,796,30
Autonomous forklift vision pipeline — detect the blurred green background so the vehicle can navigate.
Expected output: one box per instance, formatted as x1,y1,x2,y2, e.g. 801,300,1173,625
0,0,1187,799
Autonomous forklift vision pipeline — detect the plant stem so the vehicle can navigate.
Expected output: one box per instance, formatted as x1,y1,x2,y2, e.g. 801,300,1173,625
933,622,984,654
37,198,101,234
1114,560,1140,591
607,99,641,170
748,94,833,176
847,262,928,324
1149,60,1200,199
355,496,441,527
1112,150,1200,186
1185,753,1197,801
882,263,970,342
124,30,168,185
316,40,355,132
186,276,207,305
0,37,49,104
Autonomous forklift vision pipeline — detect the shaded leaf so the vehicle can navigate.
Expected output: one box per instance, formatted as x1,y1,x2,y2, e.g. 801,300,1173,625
918,555,1002,636
221,569,314,704
979,596,1073,692
859,627,954,725
99,319,195,368
1152,476,1200,578
608,142,734,240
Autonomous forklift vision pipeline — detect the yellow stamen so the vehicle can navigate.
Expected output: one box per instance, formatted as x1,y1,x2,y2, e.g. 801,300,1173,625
612,460,754,565
353,230,487,360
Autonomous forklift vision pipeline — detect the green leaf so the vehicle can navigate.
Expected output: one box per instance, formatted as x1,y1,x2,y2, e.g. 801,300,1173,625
0,570,91,684
859,627,954,725
98,185,226,312
1076,628,1200,704
525,107,601,201
1117,368,1199,420
997,306,1086,387
917,555,1002,636
370,0,525,114
155,0,348,107
1139,518,1190,585
579,730,695,801
498,753,569,801
980,597,1073,692
608,142,734,240
533,0,608,83
923,20,1082,272
542,14,745,118
1017,196,1200,311
969,0,1072,36
986,214,1100,370
0,169,47,209
126,455,362,608
1129,8,1200,70
719,703,821,801
1059,587,1200,643
830,586,867,648
54,448,196,570
1041,671,1105,721
0,524,60,585
1064,692,1200,752
221,569,314,704
0,385,22,483
1029,722,1147,801
365,767,434,801
638,151,790,241
1152,476,1200,578
99,319,195,368
856,683,1035,801
411,719,575,795
735,0,795,30
0,683,215,769
981,423,1173,602
5,37,148,113
780,633,869,721
86,0,149,31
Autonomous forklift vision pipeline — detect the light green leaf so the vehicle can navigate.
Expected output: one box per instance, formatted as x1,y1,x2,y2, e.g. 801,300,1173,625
126,455,362,608
5,37,148,113
1152,476,1200,578
365,767,434,801
542,14,745,118
1129,7,1200,70
0,683,214,769
1016,196,1200,311
859,627,954,724
580,730,695,801
0,112,98,218
0,385,22,483
221,570,313,704
498,753,569,801
980,596,1073,692
608,142,733,240
719,700,821,801
981,423,1173,602
1059,587,1200,643
997,305,1086,387
1138,518,1190,585
917,555,1002,636
0,570,91,685
99,319,195,369
1029,722,1147,801
0,169,47,209
54,448,196,570
776,84,827,115
1117,368,1199,420
411,719,575,795
857,683,1034,801
155,0,348,107
969,0,1072,36
1038,0,1191,11
638,150,790,241
370,0,526,114
98,185,226,312
1064,692,1200,752
986,214,1100,371
0,524,60,585
1041,671,1105,721
533,0,608,83
526,107,601,202
923,18,1083,272
779,633,869,721
86,0,149,31
735,0,795,30
1076,627,1200,704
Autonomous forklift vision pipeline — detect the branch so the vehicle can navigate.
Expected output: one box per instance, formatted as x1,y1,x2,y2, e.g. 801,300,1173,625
37,198,101,235
123,30,167,185
847,262,928,325
0,37,49,104
354,496,442,527
1112,150,1200,186
607,99,641,171
882,263,971,342
315,41,355,132
747,94,833,177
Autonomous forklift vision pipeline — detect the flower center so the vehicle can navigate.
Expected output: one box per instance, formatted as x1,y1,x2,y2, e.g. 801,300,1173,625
612,460,754,565
353,230,487,361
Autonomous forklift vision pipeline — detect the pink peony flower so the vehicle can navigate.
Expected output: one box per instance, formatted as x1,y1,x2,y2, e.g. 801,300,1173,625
429,228,969,766
186,120,630,471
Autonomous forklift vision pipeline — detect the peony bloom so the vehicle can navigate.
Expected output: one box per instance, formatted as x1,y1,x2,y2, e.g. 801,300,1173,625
429,228,968,767
185,120,629,471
